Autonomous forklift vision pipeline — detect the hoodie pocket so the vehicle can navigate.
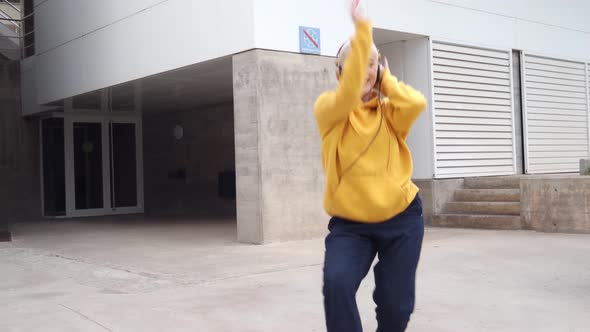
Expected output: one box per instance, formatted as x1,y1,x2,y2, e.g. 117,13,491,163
330,176,408,222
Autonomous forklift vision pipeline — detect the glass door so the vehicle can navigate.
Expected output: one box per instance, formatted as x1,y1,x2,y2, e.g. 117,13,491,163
108,119,143,214
67,118,110,217
64,116,143,217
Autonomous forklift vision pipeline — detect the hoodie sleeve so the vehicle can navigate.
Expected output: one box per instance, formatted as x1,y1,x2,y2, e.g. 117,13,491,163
313,20,373,138
380,69,427,141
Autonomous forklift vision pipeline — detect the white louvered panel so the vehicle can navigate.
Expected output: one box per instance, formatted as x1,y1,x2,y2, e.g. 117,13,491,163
523,54,590,174
436,116,512,126
527,88,587,99
526,107,588,117
528,101,587,110
434,87,511,99
437,138,513,146
529,157,586,165
526,164,583,172
528,120,587,128
436,109,512,119
432,42,515,178
528,132,588,139
531,151,589,158
438,152,514,160
436,95,511,106
435,102,510,113
432,50,508,66
436,124,512,132
529,145,589,152
529,139,588,146
526,81,587,93
525,56,585,69
437,145,514,153
434,58,510,73
433,43,509,59
434,72,509,86
434,80,511,93
436,166,514,175
438,159,513,167
527,94,587,105
526,69,586,82
436,132,512,139
434,65,510,79
526,63,586,76
527,113,588,122
526,75,586,87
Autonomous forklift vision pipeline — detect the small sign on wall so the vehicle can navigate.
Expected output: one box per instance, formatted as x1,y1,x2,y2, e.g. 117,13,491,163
299,26,321,55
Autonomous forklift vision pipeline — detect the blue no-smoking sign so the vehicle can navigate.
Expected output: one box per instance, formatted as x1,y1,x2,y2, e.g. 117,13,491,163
299,26,321,55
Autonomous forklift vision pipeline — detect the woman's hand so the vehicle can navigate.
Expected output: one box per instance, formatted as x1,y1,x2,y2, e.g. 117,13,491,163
351,0,366,23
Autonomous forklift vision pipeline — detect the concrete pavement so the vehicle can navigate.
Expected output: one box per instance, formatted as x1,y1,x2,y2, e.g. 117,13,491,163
1,218,589,331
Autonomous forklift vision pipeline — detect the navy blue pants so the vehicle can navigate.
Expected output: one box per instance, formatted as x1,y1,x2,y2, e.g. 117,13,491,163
323,195,424,332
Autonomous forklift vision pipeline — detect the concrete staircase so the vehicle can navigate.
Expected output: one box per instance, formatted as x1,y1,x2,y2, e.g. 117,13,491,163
432,176,523,230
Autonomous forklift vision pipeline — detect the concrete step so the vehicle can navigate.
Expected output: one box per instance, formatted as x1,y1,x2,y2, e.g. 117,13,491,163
464,176,521,189
445,201,521,215
455,189,520,202
432,214,522,230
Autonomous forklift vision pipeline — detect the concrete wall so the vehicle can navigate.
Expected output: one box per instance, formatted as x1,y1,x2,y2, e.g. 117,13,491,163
522,176,590,234
233,50,332,244
143,104,236,218
414,178,464,225
413,180,433,225
0,59,41,226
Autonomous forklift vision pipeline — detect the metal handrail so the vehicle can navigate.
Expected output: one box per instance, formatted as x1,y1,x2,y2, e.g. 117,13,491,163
0,27,34,39
0,13,33,22
0,0,20,33
0,0,21,21
6,1,19,13
0,0,22,14
0,0,21,13
0,0,35,59
0,13,19,33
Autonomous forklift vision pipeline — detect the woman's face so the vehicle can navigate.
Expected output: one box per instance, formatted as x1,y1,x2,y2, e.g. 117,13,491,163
362,48,380,95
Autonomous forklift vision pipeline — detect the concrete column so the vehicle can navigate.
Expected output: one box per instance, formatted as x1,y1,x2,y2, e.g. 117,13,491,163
0,58,41,234
232,50,334,243
512,50,525,175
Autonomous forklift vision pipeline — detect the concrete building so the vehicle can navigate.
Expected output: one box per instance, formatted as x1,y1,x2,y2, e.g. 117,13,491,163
1,0,589,243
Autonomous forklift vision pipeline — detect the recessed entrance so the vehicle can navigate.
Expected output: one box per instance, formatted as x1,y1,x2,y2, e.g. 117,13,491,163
41,112,144,218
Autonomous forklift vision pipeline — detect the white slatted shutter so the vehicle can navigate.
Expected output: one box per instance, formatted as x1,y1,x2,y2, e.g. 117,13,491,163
432,42,516,178
523,54,589,174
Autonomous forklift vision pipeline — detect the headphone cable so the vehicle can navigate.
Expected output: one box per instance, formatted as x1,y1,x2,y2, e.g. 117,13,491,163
339,78,384,180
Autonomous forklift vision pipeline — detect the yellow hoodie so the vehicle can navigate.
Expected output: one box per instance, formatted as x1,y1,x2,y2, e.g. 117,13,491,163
314,20,427,223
